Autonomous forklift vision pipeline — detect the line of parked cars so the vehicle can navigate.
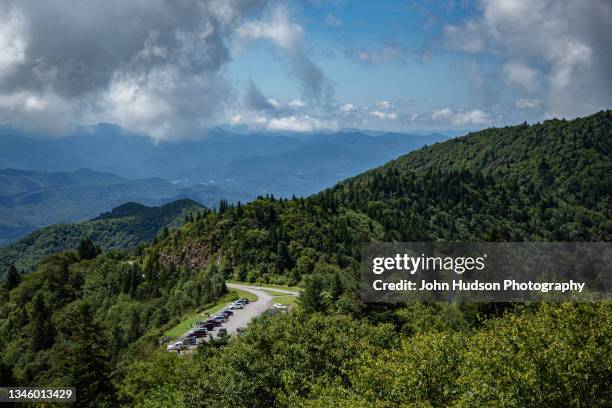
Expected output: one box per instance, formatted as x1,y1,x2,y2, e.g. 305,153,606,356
166,297,250,352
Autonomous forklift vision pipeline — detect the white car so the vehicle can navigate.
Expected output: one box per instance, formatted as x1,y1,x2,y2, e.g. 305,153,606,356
273,303,287,310
231,302,244,309
166,341,183,352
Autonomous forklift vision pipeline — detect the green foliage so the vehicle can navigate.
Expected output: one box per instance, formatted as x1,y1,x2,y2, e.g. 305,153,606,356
3,264,20,290
0,245,226,407
0,198,204,275
78,238,99,260
0,111,610,406
121,303,611,407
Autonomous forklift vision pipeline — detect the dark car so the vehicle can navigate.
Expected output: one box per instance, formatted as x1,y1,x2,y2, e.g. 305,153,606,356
222,309,233,317
186,328,207,338
213,315,225,323
184,337,197,345
217,328,228,338
202,322,215,330
206,319,221,327
239,298,249,304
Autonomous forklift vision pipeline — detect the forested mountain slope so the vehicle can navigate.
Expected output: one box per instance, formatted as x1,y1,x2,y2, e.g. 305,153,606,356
155,111,611,286
0,111,610,407
0,199,203,275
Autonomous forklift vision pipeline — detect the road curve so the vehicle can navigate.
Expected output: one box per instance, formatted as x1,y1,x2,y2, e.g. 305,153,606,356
218,283,300,336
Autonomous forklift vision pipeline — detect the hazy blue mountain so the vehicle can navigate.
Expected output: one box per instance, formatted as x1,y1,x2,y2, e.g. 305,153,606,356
1,126,451,242
0,125,450,183
179,131,450,196
0,168,245,243
0,199,204,274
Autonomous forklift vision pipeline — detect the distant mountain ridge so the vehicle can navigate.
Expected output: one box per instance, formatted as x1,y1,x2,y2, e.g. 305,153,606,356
0,127,449,241
0,126,449,185
0,168,242,243
0,198,204,274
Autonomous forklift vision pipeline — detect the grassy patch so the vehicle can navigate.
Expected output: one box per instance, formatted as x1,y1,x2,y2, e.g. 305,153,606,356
262,289,289,296
227,280,303,293
165,288,257,340
273,295,299,307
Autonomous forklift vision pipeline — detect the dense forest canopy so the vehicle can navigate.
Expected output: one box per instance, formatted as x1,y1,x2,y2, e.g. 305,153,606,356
0,199,203,275
0,111,610,407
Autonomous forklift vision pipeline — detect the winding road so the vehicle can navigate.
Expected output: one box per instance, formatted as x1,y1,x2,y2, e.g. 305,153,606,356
220,283,300,335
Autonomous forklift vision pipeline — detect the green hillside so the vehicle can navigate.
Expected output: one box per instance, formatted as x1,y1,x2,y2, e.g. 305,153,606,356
0,111,610,407
0,199,204,275
153,111,611,287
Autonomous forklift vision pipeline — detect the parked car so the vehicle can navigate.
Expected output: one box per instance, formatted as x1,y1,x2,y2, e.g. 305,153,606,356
273,303,288,310
186,328,207,338
213,315,225,323
231,302,244,309
166,341,183,352
201,322,215,330
184,337,197,346
239,298,249,304
206,319,221,327
217,328,228,338
222,309,233,317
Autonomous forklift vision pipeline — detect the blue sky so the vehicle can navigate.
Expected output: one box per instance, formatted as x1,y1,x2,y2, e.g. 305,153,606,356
0,0,610,139
223,0,612,134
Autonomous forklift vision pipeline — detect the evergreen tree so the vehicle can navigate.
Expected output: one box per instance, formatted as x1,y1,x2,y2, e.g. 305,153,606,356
4,264,20,290
78,239,98,260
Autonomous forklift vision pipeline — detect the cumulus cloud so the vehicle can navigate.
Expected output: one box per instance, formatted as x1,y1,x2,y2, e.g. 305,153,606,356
0,0,278,139
235,3,334,106
430,107,490,126
236,4,303,50
369,110,398,120
288,98,305,108
503,61,538,91
515,98,542,109
0,0,339,139
339,103,355,113
444,0,612,118
267,115,337,132
375,100,394,109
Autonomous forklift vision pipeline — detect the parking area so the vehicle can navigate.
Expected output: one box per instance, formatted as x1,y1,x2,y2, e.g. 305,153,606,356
165,283,299,354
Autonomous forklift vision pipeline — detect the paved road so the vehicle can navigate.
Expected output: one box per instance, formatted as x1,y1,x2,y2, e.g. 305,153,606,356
195,283,300,341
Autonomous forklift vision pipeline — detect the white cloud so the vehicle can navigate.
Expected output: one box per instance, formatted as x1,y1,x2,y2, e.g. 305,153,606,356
453,109,490,125
444,0,612,118
267,98,281,109
369,110,398,120
0,0,271,138
339,103,356,113
430,107,490,126
267,115,337,132
515,98,542,109
376,100,393,109
503,61,538,91
431,107,453,121
288,98,305,108
236,5,303,51
235,3,334,106
0,6,26,78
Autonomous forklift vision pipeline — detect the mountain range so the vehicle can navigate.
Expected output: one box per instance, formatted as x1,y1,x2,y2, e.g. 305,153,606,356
0,127,449,242
0,168,239,244
0,199,203,274
1,111,609,407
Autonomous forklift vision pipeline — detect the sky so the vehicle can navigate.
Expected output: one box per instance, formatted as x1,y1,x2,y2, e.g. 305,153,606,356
0,0,610,140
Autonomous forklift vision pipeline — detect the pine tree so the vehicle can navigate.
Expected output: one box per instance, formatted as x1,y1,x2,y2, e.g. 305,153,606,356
4,264,21,290
78,239,98,260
